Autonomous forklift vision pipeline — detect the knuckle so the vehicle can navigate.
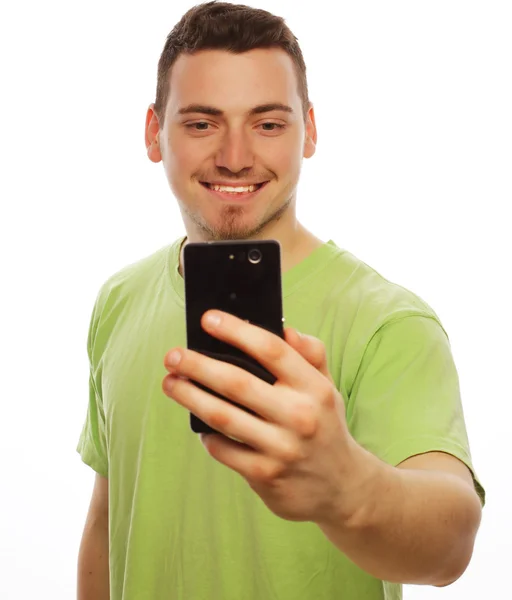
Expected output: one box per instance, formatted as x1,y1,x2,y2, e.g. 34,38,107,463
208,409,232,430
319,384,337,409
229,371,253,398
260,336,285,362
290,402,319,438
249,460,284,483
277,438,302,464
311,340,326,364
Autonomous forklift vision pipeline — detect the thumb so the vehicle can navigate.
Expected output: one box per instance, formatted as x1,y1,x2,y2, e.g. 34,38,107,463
284,327,333,382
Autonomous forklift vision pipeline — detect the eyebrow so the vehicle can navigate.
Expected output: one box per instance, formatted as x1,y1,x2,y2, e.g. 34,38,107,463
177,102,294,117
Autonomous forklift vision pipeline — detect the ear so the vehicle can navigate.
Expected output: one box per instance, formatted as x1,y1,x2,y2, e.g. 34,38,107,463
303,103,317,159
145,104,162,163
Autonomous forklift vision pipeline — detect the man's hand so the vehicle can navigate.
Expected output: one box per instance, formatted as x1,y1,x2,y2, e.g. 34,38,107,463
162,310,374,524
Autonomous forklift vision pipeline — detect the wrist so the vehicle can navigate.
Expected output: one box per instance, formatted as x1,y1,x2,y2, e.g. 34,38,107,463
318,437,392,531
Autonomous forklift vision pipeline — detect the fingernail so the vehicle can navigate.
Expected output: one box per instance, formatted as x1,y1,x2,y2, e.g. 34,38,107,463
167,350,181,366
205,312,221,327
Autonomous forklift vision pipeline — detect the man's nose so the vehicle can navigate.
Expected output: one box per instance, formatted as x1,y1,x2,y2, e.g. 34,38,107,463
214,130,254,174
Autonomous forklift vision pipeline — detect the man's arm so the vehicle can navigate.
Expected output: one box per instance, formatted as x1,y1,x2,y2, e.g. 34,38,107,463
77,474,110,600
317,446,482,587
162,314,483,587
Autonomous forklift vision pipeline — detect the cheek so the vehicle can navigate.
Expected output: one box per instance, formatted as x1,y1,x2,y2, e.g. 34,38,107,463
268,148,302,183
169,135,196,168
261,132,304,172
166,137,207,186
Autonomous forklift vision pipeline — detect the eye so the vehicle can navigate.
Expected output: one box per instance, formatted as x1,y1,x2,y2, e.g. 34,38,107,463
185,122,210,131
259,123,286,132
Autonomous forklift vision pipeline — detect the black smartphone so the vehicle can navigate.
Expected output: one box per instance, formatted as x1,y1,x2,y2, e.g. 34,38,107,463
183,239,285,434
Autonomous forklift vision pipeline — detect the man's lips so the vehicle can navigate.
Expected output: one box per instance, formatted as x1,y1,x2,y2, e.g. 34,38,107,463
199,181,270,201
200,181,268,190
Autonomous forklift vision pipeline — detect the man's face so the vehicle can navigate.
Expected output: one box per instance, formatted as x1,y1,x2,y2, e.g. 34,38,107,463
146,48,316,241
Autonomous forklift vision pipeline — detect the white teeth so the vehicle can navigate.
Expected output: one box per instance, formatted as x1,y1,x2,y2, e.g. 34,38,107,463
209,184,259,193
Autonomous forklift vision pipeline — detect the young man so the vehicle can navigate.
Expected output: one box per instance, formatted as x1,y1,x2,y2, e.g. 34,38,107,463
77,3,485,599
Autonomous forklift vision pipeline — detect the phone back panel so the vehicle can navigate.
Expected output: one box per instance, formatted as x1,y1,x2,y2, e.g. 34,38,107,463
183,240,284,433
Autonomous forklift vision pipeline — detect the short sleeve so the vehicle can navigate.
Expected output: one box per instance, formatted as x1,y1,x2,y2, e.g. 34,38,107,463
347,315,485,507
76,373,108,478
76,290,109,478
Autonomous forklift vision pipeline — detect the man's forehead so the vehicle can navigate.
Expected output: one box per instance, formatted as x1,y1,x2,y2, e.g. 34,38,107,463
167,48,300,115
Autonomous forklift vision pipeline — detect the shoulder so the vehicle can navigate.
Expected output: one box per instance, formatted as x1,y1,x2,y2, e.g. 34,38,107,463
316,245,450,390
93,240,180,312
327,244,446,336
102,243,173,297
87,240,179,350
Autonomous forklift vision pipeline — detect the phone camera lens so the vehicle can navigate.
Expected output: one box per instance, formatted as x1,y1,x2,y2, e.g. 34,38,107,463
248,249,262,264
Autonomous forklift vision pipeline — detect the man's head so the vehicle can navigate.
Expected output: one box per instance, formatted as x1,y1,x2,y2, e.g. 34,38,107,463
145,1,317,241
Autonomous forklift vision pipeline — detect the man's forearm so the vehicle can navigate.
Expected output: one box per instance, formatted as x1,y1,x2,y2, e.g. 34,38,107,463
77,519,110,600
317,443,482,586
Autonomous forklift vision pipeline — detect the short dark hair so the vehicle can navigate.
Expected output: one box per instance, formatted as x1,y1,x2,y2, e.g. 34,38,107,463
154,1,310,126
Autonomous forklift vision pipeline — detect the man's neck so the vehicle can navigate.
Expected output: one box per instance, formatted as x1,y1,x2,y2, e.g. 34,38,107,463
278,223,324,272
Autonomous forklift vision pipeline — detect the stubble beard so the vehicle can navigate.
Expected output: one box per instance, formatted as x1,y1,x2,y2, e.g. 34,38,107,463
186,194,294,241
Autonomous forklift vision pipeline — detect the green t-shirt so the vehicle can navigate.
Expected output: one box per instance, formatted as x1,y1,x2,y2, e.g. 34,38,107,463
77,238,485,600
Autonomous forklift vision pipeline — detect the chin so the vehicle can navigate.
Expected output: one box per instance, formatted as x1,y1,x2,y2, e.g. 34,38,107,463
202,222,260,241
190,204,253,240
188,195,292,241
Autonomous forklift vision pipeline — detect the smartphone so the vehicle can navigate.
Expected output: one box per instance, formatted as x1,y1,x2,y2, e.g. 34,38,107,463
183,239,285,434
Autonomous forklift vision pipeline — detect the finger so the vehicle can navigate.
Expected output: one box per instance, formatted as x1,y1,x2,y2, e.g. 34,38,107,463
201,311,320,390
283,326,302,348
201,433,283,483
162,374,284,452
164,348,285,424
284,328,333,382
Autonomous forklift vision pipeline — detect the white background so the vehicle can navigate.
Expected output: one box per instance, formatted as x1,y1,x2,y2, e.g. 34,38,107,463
1,1,510,598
